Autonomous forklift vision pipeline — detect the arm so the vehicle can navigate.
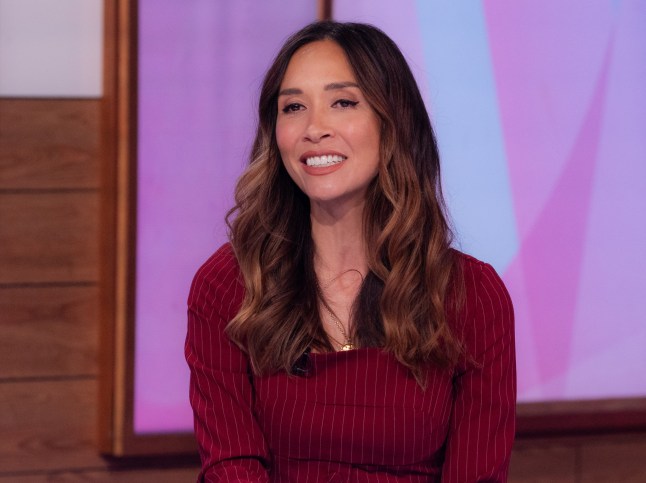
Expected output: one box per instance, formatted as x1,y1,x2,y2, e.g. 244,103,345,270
186,245,270,482
442,261,516,483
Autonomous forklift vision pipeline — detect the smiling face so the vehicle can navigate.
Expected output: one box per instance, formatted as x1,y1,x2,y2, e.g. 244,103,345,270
275,40,381,214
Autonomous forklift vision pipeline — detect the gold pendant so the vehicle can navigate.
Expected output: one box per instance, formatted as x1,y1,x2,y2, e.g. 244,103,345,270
341,344,354,351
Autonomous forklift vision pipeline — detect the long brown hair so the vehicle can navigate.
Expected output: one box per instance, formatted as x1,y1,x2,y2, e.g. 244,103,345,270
225,21,462,385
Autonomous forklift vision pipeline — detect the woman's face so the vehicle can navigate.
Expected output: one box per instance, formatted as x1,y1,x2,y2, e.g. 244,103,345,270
276,40,381,213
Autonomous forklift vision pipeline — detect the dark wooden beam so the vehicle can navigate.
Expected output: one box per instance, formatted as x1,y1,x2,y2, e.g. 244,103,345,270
318,0,333,21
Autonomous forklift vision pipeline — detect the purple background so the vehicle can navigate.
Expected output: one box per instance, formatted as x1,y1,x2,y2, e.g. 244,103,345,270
135,0,646,433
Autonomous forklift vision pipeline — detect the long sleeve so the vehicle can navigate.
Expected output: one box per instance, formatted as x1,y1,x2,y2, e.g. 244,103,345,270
185,244,270,482
441,260,516,483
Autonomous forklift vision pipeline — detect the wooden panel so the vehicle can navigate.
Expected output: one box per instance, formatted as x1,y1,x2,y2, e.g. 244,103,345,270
0,192,99,283
518,398,646,435
0,99,100,190
580,434,646,482
0,467,200,482
0,379,105,473
0,285,98,379
509,439,577,483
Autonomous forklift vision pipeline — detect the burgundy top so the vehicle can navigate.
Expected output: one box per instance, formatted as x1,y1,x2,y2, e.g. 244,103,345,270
186,243,516,482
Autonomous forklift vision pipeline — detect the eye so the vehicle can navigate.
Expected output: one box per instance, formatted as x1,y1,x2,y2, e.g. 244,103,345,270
282,103,304,113
333,99,359,109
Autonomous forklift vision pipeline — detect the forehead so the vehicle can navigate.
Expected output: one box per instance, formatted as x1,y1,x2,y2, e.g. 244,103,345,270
281,40,356,86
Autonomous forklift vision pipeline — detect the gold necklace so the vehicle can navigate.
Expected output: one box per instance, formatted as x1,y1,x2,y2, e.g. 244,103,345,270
319,299,355,351
324,328,351,352
316,284,355,351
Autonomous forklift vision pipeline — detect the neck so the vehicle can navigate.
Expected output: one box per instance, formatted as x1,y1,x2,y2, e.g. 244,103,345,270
310,199,367,280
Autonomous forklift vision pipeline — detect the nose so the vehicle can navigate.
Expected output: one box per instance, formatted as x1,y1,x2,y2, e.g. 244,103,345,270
304,108,333,143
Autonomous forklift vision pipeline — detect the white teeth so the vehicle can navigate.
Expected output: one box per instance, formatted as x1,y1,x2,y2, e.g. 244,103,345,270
305,155,346,167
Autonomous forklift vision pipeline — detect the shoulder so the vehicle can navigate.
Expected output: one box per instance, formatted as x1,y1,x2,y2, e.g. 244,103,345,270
451,249,512,306
192,242,241,285
188,243,245,319
449,249,514,345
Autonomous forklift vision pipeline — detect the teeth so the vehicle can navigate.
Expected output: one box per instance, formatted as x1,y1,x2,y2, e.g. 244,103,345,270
305,155,346,167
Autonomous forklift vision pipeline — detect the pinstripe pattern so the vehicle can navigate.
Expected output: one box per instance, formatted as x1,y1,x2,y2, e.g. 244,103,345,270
186,243,516,482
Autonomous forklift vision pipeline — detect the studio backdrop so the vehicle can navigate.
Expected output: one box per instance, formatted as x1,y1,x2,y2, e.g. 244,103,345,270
100,0,646,455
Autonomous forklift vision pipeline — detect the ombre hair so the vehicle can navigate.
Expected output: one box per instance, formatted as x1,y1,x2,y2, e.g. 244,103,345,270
225,21,462,385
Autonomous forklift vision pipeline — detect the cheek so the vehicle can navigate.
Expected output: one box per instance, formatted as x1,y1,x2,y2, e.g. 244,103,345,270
275,121,297,158
275,126,300,183
347,115,381,152
354,122,381,168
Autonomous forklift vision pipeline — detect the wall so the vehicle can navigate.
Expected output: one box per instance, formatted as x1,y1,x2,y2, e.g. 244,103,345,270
0,0,644,481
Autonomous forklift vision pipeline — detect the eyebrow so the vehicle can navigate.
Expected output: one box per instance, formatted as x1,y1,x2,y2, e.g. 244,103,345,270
278,81,360,96
324,81,360,91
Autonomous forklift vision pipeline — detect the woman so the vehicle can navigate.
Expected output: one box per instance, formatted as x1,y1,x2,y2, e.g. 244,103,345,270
186,21,515,482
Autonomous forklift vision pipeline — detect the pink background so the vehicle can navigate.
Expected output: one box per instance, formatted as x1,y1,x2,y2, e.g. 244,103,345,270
134,0,646,433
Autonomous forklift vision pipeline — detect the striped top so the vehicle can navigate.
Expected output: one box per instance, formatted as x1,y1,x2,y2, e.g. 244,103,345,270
186,243,516,482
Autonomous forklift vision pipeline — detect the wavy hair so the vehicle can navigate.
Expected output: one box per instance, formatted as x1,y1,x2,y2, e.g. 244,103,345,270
225,21,462,385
